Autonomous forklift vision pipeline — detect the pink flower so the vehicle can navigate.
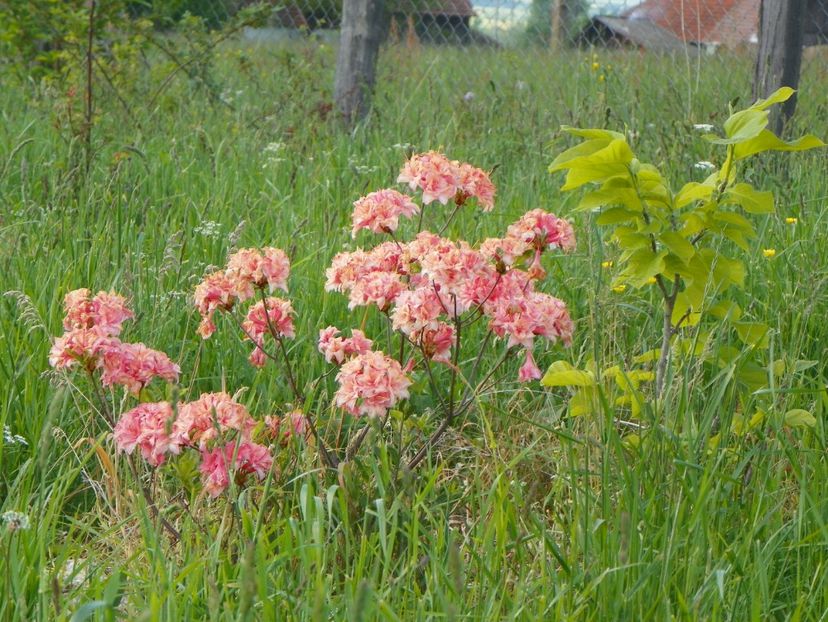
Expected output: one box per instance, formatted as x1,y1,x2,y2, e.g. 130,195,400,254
63,289,134,336
390,287,444,335
486,291,573,349
113,402,187,466
199,441,273,497
227,247,290,298
457,163,496,211
325,243,406,295
505,209,576,254
194,271,238,339
397,151,460,205
100,342,180,395
265,410,308,442
518,350,542,383
176,392,256,448
417,323,455,364
48,327,120,371
334,351,412,418
318,326,374,365
242,297,295,366
352,189,419,237
347,271,405,311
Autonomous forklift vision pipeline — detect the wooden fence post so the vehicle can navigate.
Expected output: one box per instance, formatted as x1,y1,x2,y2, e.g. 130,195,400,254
334,0,386,126
753,0,807,135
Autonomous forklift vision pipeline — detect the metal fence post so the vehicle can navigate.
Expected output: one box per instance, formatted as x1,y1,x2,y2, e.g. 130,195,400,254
334,0,386,126
753,0,807,134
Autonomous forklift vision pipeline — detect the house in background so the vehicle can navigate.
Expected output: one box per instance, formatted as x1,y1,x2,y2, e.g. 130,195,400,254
581,0,828,50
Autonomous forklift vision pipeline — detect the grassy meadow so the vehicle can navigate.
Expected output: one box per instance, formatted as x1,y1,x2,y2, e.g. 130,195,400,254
2,41,828,620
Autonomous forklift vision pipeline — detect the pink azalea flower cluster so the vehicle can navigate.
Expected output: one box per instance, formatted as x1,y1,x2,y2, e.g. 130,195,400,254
49,289,179,395
351,189,419,237
317,327,373,364
325,209,575,381
264,410,308,444
113,391,272,497
333,351,412,418
243,297,295,367
194,247,290,339
397,151,495,210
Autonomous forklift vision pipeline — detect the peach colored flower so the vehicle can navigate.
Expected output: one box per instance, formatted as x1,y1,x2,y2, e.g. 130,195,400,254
347,271,405,311
176,392,256,449
505,209,576,253
100,342,180,395
416,323,455,364
227,247,290,298
518,350,542,383
242,297,295,367
318,326,374,365
397,151,460,205
199,441,273,497
390,287,444,335
63,289,133,336
48,327,120,371
194,271,238,339
351,189,419,237
457,163,495,211
334,351,412,418
113,402,187,467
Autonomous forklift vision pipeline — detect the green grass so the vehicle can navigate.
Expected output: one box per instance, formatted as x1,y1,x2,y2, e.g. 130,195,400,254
1,41,828,620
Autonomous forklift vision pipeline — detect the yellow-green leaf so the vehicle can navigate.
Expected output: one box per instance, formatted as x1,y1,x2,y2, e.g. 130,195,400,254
734,129,825,160
541,361,596,388
722,183,774,214
783,409,816,428
735,321,770,348
676,181,715,208
659,231,695,263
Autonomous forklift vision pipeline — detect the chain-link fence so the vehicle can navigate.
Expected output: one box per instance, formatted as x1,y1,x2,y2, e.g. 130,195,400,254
227,1,828,50
216,0,828,107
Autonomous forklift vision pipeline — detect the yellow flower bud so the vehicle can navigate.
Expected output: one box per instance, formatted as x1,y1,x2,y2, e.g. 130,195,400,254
612,284,627,293
785,217,798,224
762,248,776,258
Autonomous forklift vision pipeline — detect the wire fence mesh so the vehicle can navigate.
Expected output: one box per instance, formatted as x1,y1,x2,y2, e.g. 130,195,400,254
212,0,828,104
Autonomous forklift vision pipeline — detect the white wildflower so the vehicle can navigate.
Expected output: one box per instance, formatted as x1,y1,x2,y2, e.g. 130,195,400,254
693,124,715,132
2,511,30,532
694,161,716,171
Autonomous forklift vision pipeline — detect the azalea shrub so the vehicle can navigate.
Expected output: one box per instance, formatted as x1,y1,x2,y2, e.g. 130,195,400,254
49,151,576,502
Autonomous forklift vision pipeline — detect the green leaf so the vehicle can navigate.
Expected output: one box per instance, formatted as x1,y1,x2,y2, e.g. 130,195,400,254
560,126,626,141
783,409,816,428
659,231,695,263
622,248,667,288
722,183,774,214
672,292,702,327
709,300,742,321
568,387,598,417
613,227,651,251
735,321,770,348
713,109,768,144
633,349,661,363
751,86,795,111
676,181,715,208
554,139,635,191
595,206,641,225
734,130,825,160
541,361,596,388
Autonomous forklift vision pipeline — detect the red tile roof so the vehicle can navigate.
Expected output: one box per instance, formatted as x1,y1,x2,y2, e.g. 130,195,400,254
624,0,759,44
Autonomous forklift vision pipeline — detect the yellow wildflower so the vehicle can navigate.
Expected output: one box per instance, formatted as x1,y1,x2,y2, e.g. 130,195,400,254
612,284,627,293
762,249,776,258
601,260,614,269
592,62,600,71
645,276,657,285
785,217,798,224
598,74,605,83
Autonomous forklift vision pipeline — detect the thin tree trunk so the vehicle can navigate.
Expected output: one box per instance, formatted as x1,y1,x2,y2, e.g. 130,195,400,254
334,0,385,126
753,0,807,135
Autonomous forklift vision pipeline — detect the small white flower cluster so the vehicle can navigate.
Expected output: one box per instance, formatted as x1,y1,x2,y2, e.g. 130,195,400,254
193,221,222,238
3,425,27,447
348,156,378,175
693,123,715,132
262,142,286,168
2,511,30,532
694,161,716,171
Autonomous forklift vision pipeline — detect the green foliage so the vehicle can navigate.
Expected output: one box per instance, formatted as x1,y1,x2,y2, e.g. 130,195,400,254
546,87,824,409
